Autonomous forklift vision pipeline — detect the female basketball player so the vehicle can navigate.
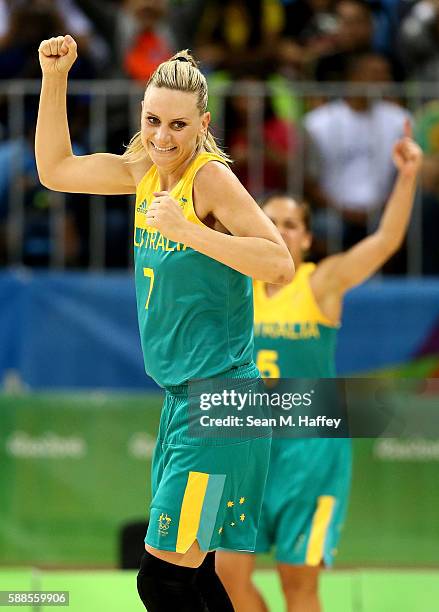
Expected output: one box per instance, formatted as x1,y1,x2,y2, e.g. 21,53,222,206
217,121,422,612
35,35,294,611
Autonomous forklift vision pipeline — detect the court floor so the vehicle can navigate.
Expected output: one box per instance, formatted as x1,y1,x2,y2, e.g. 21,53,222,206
0,568,437,611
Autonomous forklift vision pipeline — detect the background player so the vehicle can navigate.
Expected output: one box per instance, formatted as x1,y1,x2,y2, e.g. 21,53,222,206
217,121,422,612
35,35,294,611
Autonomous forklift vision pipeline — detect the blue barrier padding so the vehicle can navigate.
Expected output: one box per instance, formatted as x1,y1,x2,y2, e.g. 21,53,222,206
338,280,439,373
1,272,438,388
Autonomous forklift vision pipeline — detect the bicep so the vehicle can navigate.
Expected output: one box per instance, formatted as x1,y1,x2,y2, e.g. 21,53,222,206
318,234,391,294
216,187,281,242
194,163,283,243
42,153,139,195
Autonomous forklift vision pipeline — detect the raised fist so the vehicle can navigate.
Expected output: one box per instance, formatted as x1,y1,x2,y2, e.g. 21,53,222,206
392,119,423,180
38,35,77,75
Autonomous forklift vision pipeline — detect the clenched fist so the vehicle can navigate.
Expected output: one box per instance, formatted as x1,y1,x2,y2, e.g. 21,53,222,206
393,119,423,180
38,35,77,75
146,191,191,243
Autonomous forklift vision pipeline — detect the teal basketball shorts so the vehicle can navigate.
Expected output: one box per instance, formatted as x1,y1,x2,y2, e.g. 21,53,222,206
145,363,272,554
255,438,352,566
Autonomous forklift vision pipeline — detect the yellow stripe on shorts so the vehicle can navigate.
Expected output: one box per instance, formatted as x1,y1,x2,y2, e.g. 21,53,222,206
306,495,335,566
176,471,209,553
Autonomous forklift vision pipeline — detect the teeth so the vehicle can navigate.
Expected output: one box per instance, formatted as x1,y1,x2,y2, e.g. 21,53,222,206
152,143,175,152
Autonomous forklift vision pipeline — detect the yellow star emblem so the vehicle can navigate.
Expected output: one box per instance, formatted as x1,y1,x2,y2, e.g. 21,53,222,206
239,497,245,504
227,501,234,508
230,522,235,527
240,514,245,521
218,527,223,534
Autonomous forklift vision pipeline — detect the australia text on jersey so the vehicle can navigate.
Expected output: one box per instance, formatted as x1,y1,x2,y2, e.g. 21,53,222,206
254,321,321,340
134,227,189,252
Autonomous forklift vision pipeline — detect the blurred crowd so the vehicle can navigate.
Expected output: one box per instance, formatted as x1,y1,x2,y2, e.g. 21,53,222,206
0,0,438,273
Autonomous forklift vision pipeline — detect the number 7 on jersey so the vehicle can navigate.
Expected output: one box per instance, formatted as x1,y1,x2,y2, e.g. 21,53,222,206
143,267,155,309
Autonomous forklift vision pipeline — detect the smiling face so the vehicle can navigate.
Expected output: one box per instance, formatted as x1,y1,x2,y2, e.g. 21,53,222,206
263,196,312,266
141,86,210,171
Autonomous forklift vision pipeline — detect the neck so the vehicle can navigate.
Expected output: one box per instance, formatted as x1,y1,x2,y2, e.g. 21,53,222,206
345,97,370,112
157,148,199,191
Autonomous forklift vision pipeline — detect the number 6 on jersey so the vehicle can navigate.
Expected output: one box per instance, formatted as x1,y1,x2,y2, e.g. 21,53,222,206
143,267,155,309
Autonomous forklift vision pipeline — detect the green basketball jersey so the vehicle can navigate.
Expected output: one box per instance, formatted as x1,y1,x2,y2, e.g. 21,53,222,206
133,153,254,388
253,263,338,378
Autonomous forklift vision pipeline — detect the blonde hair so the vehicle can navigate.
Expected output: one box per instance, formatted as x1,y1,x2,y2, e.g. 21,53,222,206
124,50,231,163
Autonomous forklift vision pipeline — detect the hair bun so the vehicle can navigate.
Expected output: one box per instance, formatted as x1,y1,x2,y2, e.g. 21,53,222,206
169,50,198,67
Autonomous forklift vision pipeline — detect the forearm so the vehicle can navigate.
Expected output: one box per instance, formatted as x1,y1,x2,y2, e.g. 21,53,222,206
35,74,73,184
182,223,294,283
378,172,417,249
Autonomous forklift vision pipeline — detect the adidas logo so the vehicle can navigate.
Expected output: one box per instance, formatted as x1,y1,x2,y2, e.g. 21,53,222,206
136,199,148,214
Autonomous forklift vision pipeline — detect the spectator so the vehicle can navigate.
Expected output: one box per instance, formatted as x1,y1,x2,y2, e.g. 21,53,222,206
0,0,108,77
276,0,339,79
123,0,173,83
304,52,410,255
414,101,439,274
0,105,88,267
222,75,299,198
0,0,95,79
370,0,401,57
398,0,439,81
73,0,175,79
167,0,207,50
194,0,282,75
419,154,439,274
314,0,403,81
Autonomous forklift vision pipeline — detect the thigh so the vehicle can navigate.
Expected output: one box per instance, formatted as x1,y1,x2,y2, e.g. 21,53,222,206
145,540,206,568
270,439,352,567
277,563,320,594
216,550,256,583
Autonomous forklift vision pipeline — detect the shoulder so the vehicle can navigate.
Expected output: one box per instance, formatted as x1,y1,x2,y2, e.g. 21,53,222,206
127,156,153,187
193,160,253,216
310,254,344,296
304,101,340,131
194,160,241,196
374,100,412,123
195,159,234,182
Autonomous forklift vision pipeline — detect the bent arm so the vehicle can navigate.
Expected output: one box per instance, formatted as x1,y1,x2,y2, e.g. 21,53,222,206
35,73,137,195
187,162,295,284
313,130,423,296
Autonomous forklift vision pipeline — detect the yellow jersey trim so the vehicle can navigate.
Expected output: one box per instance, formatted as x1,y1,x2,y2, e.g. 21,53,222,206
306,495,335,566
176,471,209,554
135,152,228,232
254,263,337,329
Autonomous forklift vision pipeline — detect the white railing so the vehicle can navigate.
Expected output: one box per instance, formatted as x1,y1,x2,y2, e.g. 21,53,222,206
0,79,436,274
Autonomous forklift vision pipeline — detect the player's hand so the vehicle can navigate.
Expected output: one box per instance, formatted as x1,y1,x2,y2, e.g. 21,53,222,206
146,192,190,242
38,35,78,76
392,119,423,179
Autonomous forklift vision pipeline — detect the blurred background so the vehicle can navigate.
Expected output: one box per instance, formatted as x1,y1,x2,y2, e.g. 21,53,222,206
0,0,439,610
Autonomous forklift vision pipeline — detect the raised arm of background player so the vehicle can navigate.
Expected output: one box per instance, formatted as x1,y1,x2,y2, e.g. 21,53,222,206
310,120,423,323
